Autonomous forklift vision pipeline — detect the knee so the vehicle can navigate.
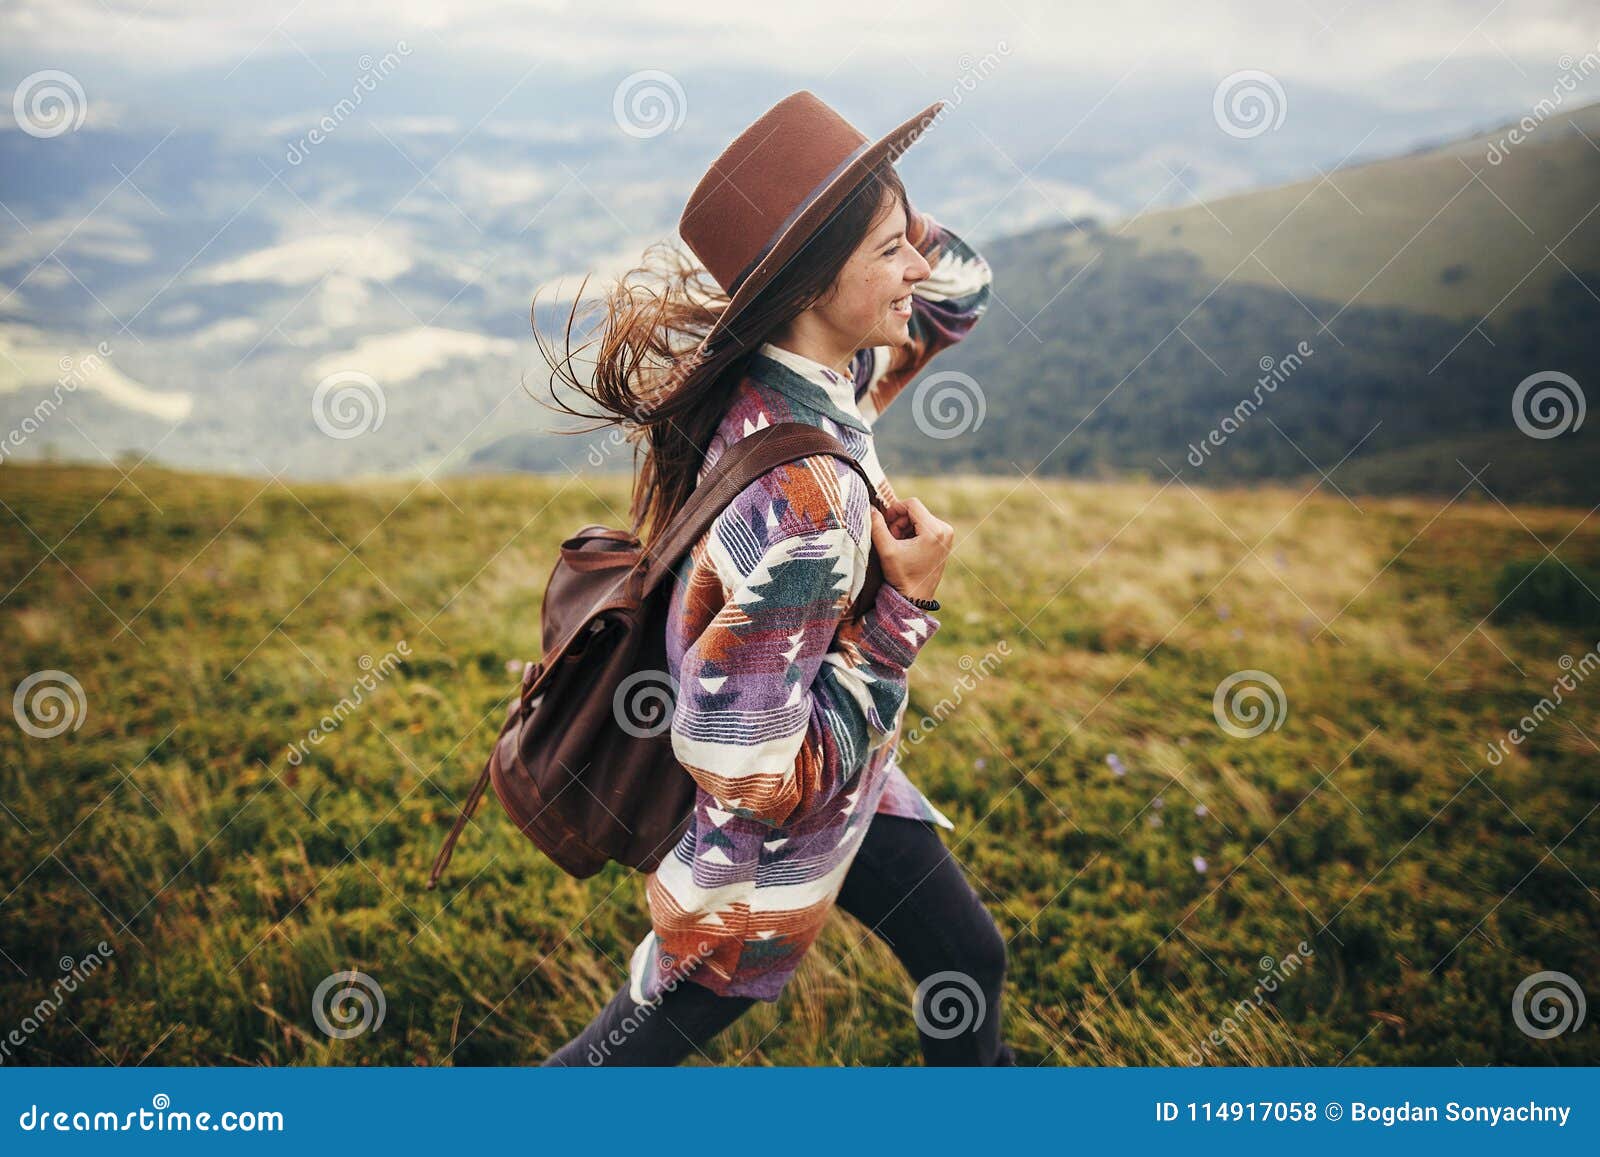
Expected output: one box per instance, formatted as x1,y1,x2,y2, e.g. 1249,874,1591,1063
959,907,1009,995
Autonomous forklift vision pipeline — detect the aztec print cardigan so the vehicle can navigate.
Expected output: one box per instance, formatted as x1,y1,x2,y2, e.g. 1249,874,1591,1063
627,206,993,1004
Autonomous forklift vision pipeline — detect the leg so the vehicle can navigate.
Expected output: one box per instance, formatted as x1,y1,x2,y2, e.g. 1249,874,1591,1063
540,974,757,1067
835,813,1015,1065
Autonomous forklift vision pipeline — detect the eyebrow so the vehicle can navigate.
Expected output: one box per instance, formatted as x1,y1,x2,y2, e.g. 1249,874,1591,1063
878,229,906,246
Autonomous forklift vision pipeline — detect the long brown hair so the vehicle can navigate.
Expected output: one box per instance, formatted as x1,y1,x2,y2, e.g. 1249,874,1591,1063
529,160,909,549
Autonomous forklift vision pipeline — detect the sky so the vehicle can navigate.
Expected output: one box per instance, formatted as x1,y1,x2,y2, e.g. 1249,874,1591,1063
0,0,1597,477
3,0,1597,122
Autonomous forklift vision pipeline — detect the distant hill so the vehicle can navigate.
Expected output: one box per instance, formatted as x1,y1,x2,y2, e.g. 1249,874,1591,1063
477,104,1598,508
860,102,1599,507
1119,103,1600,318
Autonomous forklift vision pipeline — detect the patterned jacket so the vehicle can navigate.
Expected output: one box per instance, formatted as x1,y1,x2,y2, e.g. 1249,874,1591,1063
627,207,993,1004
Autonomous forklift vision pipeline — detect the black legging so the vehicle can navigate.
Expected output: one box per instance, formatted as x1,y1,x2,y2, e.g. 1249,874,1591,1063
541,813,1015,1066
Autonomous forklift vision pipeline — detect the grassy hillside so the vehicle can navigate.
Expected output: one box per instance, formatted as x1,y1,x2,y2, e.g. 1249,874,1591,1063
1120,103,1600,318
870,177,1598,508
2,462,1598,1065
481,106,1600,508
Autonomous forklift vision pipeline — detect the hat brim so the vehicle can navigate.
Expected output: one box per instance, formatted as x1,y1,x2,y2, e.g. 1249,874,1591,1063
695,97,948,354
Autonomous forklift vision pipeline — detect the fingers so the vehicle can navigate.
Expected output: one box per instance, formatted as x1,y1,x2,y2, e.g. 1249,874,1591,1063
870,507,894,551
881,497,953,546
874,499,910,538
901,497,953,545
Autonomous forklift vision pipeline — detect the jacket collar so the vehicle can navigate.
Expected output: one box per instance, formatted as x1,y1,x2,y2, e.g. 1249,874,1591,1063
747,341,871,433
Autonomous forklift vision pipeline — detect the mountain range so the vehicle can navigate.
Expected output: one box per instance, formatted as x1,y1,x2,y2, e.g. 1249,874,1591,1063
3,93,1595,505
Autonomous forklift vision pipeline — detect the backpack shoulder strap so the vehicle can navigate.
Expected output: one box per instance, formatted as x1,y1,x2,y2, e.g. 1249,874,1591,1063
634,422,887,616
425,423,889,892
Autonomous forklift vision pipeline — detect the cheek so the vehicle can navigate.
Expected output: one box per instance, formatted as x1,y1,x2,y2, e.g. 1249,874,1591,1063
843,269,897,322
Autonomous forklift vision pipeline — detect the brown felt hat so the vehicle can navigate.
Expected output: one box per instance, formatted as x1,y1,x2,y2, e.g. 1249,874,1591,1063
678,89,947,355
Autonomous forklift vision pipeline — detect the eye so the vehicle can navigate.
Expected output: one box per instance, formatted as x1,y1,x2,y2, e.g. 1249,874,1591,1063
883,244,901,257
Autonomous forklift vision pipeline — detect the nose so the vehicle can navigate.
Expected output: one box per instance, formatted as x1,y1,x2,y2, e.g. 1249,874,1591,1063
908,248,933,282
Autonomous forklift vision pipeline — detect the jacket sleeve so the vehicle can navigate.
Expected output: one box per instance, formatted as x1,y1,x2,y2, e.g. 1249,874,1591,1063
853,206,993,426
669,459,941,829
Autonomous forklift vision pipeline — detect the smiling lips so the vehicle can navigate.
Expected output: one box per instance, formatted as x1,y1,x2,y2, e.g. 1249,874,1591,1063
889,293,912,317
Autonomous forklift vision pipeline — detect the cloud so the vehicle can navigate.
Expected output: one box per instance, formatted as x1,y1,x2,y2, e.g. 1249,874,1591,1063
196,233,412,286
305,326,516,384
189,317,261,348
0,328,193,421
442,155,553,213
1,0,1592,90
533,235,679,304
0,217,150,268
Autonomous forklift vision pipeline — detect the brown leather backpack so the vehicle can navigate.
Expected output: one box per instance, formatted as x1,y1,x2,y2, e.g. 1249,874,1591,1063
426,422,887,888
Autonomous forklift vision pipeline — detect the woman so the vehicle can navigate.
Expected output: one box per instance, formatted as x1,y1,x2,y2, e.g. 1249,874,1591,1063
533,91,1012,1066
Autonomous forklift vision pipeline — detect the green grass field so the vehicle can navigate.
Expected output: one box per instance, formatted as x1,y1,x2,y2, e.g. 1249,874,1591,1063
2,461,1597,1065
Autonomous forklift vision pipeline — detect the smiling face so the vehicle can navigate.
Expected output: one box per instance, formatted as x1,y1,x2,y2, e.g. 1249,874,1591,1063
810,187,933,352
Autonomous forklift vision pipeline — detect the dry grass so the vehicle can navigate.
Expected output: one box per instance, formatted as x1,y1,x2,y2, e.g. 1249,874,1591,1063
2,460,1597,1065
